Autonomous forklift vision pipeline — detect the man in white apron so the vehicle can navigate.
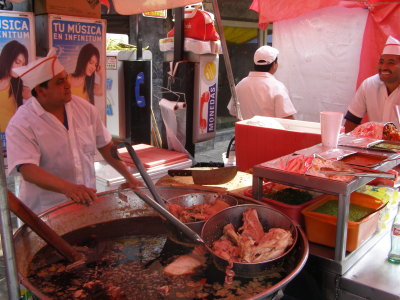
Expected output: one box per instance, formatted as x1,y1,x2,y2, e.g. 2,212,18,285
6,48,141,213
227,45,297,120
344,36,400,132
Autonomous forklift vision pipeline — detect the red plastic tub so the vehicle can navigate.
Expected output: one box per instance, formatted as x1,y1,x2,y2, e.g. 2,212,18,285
244,183,322,227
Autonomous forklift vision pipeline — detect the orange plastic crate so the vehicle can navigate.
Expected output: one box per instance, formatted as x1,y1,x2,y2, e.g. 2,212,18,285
301,192,383,252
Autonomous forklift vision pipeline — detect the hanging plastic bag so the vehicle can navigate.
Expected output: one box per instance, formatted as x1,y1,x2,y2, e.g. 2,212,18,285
159,99,188,154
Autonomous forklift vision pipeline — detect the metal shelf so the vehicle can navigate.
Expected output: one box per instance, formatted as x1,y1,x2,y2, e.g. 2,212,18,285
251,146,400,275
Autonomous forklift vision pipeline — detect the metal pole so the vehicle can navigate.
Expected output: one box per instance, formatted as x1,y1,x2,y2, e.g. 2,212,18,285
210,0,243,121
136,14,143,60
173,7,184,62
0,154,20,299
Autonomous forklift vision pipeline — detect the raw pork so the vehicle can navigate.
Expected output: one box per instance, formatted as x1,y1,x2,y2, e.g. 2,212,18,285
212,209,293,263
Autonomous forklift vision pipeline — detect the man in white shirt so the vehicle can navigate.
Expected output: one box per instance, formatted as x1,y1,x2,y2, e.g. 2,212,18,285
344,35,400,132
227,45,297,120
6,48,141,213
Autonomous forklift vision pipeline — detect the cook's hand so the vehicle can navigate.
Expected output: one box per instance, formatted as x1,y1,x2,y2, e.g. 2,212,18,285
63,183,97,206
119,177,143,190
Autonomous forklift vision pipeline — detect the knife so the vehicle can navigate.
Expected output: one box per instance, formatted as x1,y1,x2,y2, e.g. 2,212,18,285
168,166,238,185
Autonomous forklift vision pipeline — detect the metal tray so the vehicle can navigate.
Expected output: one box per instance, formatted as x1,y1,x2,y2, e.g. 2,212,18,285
339,152,389,168
368,140,400,152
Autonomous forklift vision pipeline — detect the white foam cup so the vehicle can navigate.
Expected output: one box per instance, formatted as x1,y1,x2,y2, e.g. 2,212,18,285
320,111,343,149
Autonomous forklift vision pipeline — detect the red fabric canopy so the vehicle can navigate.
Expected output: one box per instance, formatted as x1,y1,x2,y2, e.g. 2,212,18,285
250,0,340,29
357,3,400,87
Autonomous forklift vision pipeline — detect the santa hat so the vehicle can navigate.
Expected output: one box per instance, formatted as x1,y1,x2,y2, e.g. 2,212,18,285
12,48,64,90
254,45,279,65
382,36,400,56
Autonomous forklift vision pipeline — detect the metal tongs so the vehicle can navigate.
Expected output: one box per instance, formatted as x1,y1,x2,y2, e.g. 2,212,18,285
315,153,396,179
319,167,396,179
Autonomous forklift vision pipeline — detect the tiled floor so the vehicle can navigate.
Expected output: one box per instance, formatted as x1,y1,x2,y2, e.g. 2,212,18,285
0,130,234,298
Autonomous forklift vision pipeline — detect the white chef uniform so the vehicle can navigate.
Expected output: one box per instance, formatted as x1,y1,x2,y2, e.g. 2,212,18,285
227,71,297,120
347,74,400,128
6,95,111,213
346,35,400,128
227,45,297,120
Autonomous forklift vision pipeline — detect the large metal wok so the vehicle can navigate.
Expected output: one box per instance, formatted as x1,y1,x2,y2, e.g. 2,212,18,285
13,187,309,299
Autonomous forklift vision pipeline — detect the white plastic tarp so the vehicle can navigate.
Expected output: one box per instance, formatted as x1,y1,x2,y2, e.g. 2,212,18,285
112,0,203,15
273,5,368,122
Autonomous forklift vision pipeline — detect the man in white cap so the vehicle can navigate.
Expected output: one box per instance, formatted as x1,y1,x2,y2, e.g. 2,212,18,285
344,35,400,132
6,48,142,213
227,45,296,120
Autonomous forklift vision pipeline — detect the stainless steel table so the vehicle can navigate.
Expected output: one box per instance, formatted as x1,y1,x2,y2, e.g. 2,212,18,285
251,145,400,299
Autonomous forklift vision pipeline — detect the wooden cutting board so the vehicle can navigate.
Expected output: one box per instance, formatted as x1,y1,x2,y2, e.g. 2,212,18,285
156,170,253,192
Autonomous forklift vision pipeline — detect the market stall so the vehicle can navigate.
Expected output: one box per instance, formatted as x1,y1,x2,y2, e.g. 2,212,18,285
0,1,298,299
1,1,400,299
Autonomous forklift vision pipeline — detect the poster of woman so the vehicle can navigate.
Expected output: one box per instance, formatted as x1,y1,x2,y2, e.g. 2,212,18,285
0,11,35,153
48,15,106,119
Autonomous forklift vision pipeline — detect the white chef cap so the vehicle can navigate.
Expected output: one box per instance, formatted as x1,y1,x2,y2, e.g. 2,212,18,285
254,45,279,65
382,36,400,56
12,48,64,90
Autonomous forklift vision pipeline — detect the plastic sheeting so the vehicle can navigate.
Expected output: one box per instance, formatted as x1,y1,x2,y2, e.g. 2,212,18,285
159,98,188,154
273,6,368,122
250,0,400,89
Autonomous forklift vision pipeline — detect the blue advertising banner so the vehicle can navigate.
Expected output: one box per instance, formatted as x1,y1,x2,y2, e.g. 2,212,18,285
0,11,35,155
49,15,106,120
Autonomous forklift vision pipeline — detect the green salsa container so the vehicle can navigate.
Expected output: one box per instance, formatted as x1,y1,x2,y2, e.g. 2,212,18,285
301,192,383,252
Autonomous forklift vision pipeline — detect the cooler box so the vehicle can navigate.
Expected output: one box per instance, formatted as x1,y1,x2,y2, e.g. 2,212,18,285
235,116,321,171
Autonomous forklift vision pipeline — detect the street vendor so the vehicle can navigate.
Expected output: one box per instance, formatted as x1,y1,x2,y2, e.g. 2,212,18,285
344,35,400,132
227,45,297,120
6,48,142,214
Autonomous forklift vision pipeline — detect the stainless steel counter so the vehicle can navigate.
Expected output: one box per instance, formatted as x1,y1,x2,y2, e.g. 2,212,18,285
341,232,400,299
251,144,400,299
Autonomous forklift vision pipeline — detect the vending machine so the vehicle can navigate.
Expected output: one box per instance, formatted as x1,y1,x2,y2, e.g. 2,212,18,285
105,50,152,144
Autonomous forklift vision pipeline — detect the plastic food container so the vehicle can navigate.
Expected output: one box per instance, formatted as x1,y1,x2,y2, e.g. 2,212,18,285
301,192,383,252
244,183,321,227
